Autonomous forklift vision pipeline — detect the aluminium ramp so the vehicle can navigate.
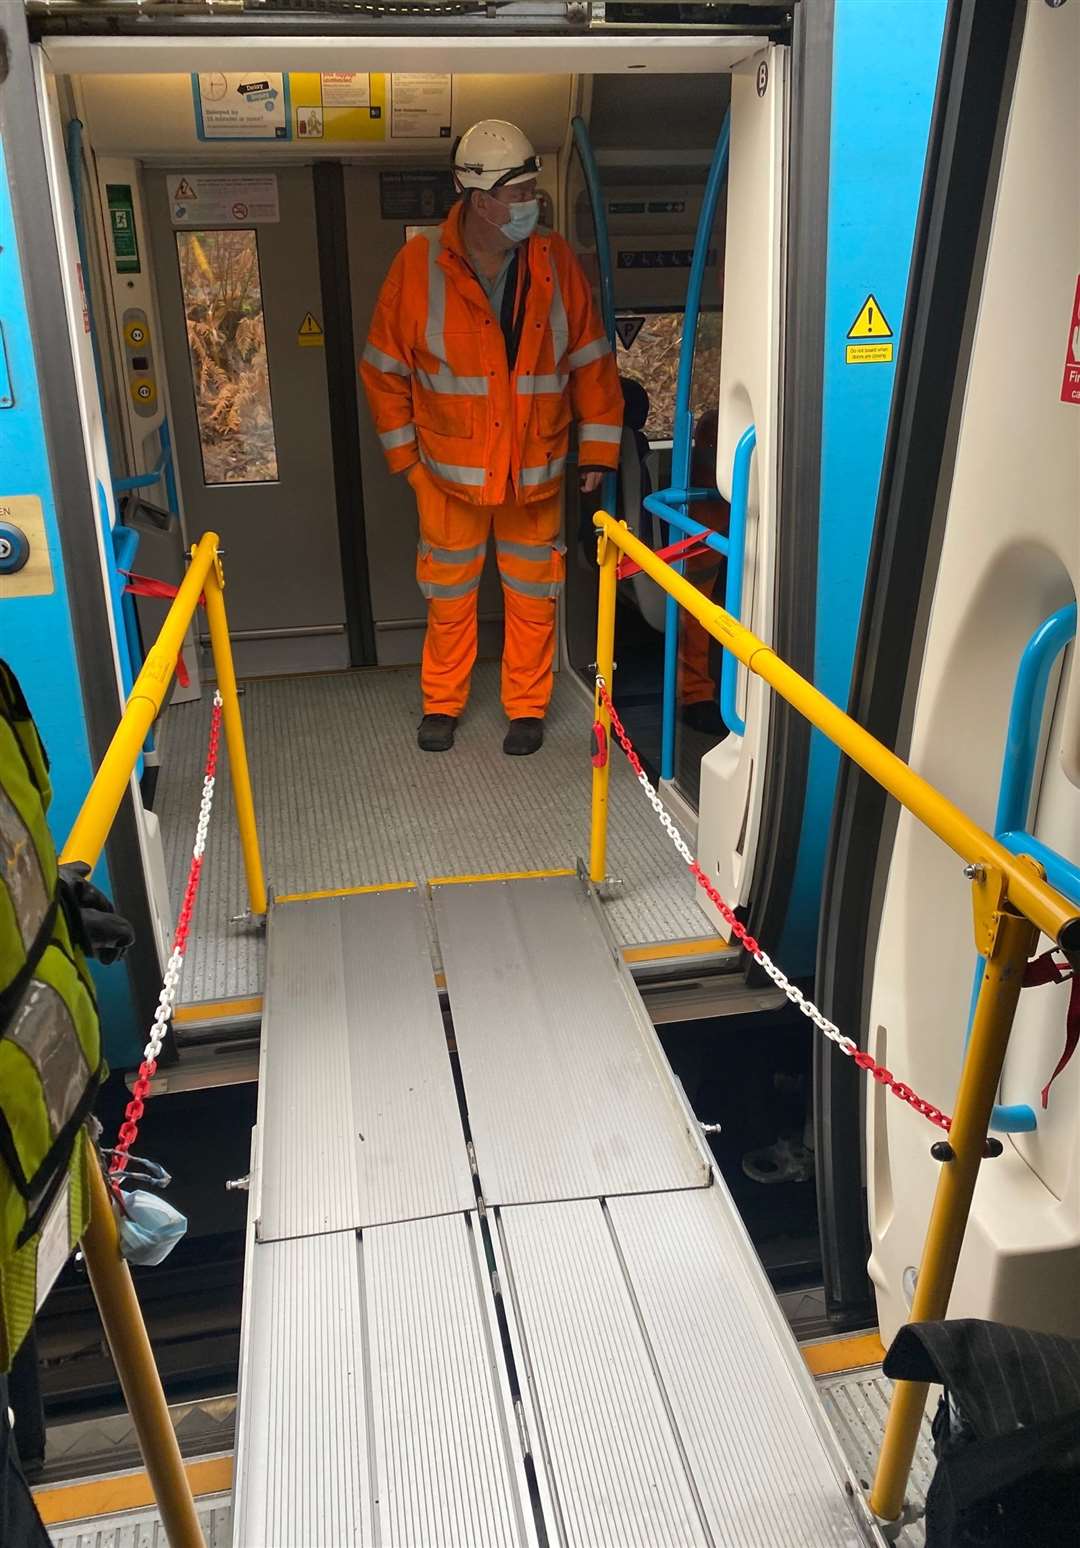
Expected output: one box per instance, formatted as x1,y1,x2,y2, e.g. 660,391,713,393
233,1214,540,1548
252,887,475,1240
433,875,710,1203
235,875,880,1547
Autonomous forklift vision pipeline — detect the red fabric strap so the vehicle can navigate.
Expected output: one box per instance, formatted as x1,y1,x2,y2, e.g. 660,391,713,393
616,532,714,580
1022,950,1080,1108
120,570,196,686
122,570,184,603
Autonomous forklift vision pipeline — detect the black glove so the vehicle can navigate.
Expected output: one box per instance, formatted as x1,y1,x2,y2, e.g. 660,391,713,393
57,862,136,965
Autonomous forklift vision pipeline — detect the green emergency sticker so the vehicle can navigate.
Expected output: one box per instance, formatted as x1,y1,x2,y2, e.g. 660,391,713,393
107,184,140,274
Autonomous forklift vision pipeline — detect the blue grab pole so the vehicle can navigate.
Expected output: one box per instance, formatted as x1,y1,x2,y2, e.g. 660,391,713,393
570,118,618,517
996,603,1077,836
719,426,757,737
965,601,1078,1132
642,495,729,557
160,418,180,519
660,115,730,782
571,116,615,343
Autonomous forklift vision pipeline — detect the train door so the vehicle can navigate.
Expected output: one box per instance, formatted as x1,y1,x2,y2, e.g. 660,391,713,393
145,166,347,676
692,49,785,929
838,0,1080,1343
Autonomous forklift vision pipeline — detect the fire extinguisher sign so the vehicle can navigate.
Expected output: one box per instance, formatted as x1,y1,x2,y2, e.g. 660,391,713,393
1060,274,1080,407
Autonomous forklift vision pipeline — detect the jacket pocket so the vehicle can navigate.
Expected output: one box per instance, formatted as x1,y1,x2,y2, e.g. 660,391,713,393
415,396,475,441
535,395,571,439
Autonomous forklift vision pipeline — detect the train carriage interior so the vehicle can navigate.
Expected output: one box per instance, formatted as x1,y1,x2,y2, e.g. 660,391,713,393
1,0,1079,1544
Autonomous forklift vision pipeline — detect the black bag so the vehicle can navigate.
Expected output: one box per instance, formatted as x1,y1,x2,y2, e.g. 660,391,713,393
884,1318,1080,1546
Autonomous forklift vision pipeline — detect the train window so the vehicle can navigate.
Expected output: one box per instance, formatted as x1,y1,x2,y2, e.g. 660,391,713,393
175,229,279,485
616,309,723,443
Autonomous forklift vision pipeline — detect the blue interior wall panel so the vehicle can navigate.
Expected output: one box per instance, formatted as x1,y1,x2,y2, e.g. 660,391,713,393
0,135,137,1054
777,0,949,969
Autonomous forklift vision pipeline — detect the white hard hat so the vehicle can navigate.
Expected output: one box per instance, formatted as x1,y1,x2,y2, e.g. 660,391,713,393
452,119,541,192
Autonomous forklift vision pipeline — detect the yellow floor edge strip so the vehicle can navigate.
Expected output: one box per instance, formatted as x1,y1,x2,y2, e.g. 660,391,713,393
34,1454,233,1526
276,880,416,904
173,996,263,1025
621,935,731,964
428,867,577,886
802,1329,887,1377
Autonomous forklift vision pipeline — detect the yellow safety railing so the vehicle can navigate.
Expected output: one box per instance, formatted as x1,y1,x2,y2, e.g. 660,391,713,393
60,532,265,1548
589,513,1080,1527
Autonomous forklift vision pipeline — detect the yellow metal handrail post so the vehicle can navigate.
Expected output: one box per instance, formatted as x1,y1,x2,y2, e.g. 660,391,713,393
202,551,267,916
59,530,266,1548
591,512,1080,948
63,535,219,870
80,1167,205,1547
589,527,619,884
589,510,1080,1525
869,890,1038,1524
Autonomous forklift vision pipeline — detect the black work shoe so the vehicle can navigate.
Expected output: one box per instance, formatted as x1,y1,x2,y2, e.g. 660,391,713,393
503,717,544,756
681,699,727,737
417,714,457,752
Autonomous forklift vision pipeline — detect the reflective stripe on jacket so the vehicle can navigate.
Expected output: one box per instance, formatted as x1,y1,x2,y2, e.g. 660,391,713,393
0,662,103,1370
361,203,623,506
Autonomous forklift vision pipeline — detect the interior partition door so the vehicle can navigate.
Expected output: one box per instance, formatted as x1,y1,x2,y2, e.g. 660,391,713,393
147,165,346,676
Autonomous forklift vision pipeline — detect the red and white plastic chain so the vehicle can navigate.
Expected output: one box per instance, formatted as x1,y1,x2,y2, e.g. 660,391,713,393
595,676,954,1134
109,692,224,1178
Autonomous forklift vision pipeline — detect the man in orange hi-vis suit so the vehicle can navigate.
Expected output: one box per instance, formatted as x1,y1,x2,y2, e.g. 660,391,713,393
362,120,623,755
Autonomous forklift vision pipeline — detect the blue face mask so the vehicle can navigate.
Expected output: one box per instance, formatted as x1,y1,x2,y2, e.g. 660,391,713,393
501,198,540,244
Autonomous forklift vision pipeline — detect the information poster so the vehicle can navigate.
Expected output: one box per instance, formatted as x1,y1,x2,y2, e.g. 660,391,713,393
168,173,280,227
322,72,370,107
289,72,387,142
193,73,289,140
380,170,457,222
390,74,452,139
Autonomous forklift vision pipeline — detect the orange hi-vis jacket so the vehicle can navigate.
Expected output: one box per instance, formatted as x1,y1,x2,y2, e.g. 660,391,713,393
361,203,623,505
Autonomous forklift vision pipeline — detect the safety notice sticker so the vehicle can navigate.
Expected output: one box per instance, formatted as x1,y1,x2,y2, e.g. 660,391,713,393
106,184,140,275
297,312,324,348
846,293,893,364
1059,274,1080,406
168,174,280,226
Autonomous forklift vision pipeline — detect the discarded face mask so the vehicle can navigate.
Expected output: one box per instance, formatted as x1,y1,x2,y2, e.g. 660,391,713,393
116,1189,188,1266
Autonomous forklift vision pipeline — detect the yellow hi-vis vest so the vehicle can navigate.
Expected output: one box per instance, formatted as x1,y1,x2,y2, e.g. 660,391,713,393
0,661,104,1370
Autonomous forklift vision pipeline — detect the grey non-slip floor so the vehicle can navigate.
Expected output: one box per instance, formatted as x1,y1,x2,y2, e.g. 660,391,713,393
155,664,713,1002
50,1494,232,1548
819,1368,935,1548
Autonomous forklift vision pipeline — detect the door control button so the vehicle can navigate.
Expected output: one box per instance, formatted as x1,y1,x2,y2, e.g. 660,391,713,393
0,522,30,574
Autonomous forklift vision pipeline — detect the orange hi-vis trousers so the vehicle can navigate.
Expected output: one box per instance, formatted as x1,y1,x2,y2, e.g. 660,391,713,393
410,465,565,719
678,560,723,706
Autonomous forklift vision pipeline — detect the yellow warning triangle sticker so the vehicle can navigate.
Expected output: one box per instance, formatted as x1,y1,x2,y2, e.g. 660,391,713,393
174,177,197,200
847,293,892,339
297,311,325,347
